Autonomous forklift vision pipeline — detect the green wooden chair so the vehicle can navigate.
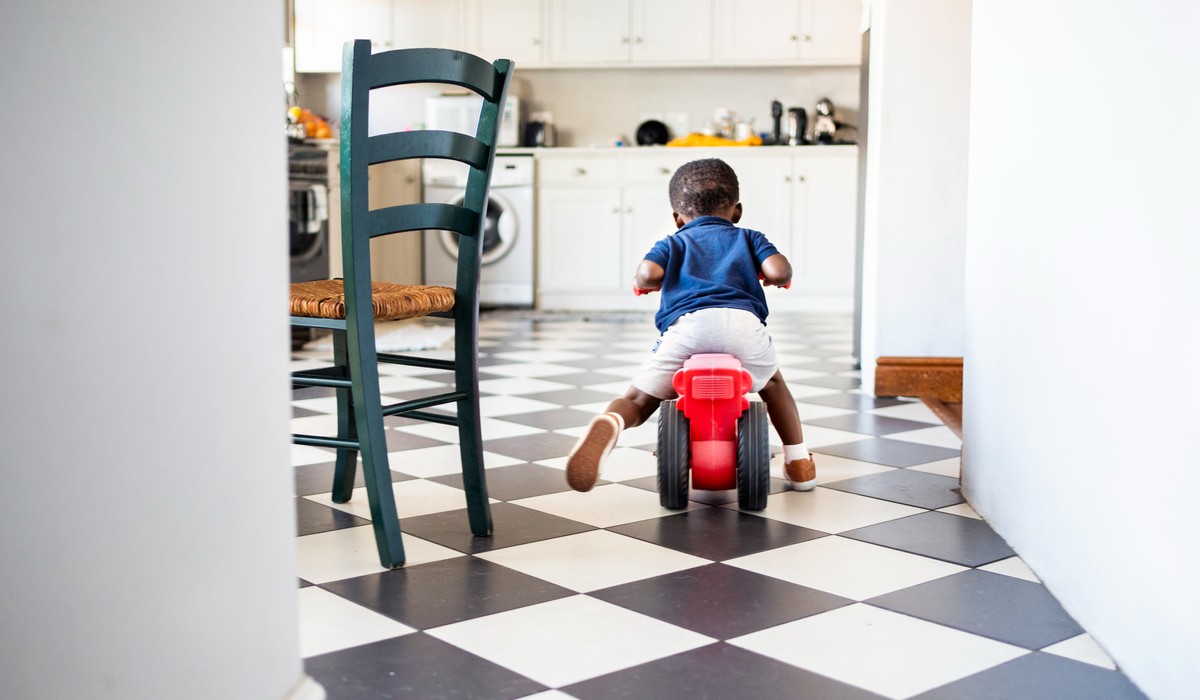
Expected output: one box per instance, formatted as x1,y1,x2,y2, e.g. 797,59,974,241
289,41,514,568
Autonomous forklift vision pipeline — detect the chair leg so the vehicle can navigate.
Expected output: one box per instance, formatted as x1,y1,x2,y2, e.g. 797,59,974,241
331,331,358,504
346,329,406,568
455,313,493,537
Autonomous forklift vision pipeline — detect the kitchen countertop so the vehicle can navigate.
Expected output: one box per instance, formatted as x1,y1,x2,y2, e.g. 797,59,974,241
499,144,857,156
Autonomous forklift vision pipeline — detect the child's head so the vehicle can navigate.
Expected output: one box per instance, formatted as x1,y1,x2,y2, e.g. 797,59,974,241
669,158,740,220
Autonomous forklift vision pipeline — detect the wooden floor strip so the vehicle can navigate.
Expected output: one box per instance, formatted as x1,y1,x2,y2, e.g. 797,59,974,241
920,396,962,439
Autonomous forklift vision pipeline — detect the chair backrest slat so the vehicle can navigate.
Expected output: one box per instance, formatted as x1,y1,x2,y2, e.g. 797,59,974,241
367,130,489,170
368,48,503,102
368,203,478,240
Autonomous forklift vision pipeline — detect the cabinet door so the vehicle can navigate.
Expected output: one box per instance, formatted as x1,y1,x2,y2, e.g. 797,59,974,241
392,0,468,52
294,0,392,73
791,155,858,293
469,0,546,66
537,186,624,292
368,160,422,283
622,183,677,275
631,0,712,64
548,0,631,64
720,155,794,304
713,0,798,64
799,0,862,64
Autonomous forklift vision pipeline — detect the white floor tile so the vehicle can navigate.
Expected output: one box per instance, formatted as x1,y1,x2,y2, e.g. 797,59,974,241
798,425,875,448
477,530,708,592
908,457,961,478
295,525,462,584
793,403,858,421
376,375,446,394
290,413,340,436
583,380,637,396
937,502,981,520
387,444,524,478
305,479,494,522
784,453,896,484
726,536,966,600
1041,633,1118,670
512,483,701,528
396,416,546,443
427,595,714,688
978,555,1041,583
730,604,1027,699
297,587,415,658
476,377,574,395
291,444,336,467
742,487,924,534
782,383,849,399
868,400,938,423
887,425,963,449
292,396,340,414
480,362,581,378
490,349,595,363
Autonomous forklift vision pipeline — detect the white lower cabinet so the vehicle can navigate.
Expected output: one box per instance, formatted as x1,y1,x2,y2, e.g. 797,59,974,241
535,148,857,312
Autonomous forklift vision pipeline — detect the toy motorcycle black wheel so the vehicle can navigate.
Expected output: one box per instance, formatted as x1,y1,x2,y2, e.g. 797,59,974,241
657,400,690,509
736,401,771,510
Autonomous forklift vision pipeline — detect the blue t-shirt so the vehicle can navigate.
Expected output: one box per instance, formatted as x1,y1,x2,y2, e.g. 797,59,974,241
643,215,780,333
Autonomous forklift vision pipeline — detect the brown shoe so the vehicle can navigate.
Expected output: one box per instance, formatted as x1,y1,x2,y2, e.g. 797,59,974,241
784,457,816,491
566,414,620,492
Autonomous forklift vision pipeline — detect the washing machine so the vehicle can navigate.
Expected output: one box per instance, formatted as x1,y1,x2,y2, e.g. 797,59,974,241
422,155,534,307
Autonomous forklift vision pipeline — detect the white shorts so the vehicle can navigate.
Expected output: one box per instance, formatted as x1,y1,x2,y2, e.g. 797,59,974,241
633,308,778,400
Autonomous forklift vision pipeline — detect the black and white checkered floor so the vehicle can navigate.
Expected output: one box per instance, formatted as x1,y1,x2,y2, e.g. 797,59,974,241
291,312,1146,700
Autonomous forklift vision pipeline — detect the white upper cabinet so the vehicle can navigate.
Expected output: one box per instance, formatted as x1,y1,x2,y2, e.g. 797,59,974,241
549,0,710,66
715,0,861,65
391,0,468,52
468,0,547,66
294,0,392,73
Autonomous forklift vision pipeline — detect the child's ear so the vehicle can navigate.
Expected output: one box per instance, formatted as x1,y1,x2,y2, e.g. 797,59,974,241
673,212,686,229
731,203,743,224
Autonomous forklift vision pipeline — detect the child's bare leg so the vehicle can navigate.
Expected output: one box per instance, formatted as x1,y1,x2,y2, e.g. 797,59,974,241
758,370,817,491
566,386,662,492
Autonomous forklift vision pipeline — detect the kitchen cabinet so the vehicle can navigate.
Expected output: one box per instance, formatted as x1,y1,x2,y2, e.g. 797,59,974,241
536,148,857,312
294,0,392,73
294,0,469,73
547,0,711,66
468,0,546,67
714,0,861,65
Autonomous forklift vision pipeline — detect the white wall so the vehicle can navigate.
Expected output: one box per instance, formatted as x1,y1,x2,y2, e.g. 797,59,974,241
859,0,971,387
298,66,862,148
0,3,311,699
963,2,1200,698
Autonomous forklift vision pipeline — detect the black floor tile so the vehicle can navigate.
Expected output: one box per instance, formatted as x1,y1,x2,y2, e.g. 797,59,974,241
305,632,547,700
292,406,324,418
294,461,412,498
798,393,915,411
619,475,792,505
295,497,372,536
320,556,575,630
822,468,964,510
805,412,939,436
841,511,1015,567
490,407,600,431
430,463,573,501
867,569,1084,649
400,503,595,554
590,563,853,639
912,651,1148,700
534,370,632,387
790,359,859,373
608,506,826,560
544,355,634,370
381,426,452,452
482,431,582,462
817,438,960,467
563,642,888,700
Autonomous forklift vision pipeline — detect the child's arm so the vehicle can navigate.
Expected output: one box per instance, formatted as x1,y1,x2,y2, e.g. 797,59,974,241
634,259,665,293
760,253,793,288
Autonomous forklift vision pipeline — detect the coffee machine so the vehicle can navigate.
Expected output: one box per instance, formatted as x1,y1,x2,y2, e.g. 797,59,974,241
812,98,838,144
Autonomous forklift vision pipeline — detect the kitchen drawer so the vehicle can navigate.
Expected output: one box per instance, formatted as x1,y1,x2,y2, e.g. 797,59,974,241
622,153,691,183
537,156,620,184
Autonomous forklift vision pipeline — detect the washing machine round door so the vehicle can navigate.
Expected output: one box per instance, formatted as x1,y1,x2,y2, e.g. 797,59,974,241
438,192,516,265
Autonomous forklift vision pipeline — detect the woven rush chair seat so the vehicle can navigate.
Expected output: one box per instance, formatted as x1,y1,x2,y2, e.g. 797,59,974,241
290,280,455,321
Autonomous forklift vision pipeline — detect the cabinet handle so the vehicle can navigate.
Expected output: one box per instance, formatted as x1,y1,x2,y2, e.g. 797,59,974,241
783,175,792,183
802,34,812,42
626,206,634,214
612,207,621,214
622,36,630,44
635,37,644,44
797,175,806,183
790,34,798,42
658,167,671,175
532,37,541,46
573,167,587,176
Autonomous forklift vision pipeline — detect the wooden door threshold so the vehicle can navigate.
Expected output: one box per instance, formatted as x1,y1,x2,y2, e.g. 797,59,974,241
920,396,962,439
875,356,963,438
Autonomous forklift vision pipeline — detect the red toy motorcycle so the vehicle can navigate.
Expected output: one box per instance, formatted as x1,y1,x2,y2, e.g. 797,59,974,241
634,285,773,511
